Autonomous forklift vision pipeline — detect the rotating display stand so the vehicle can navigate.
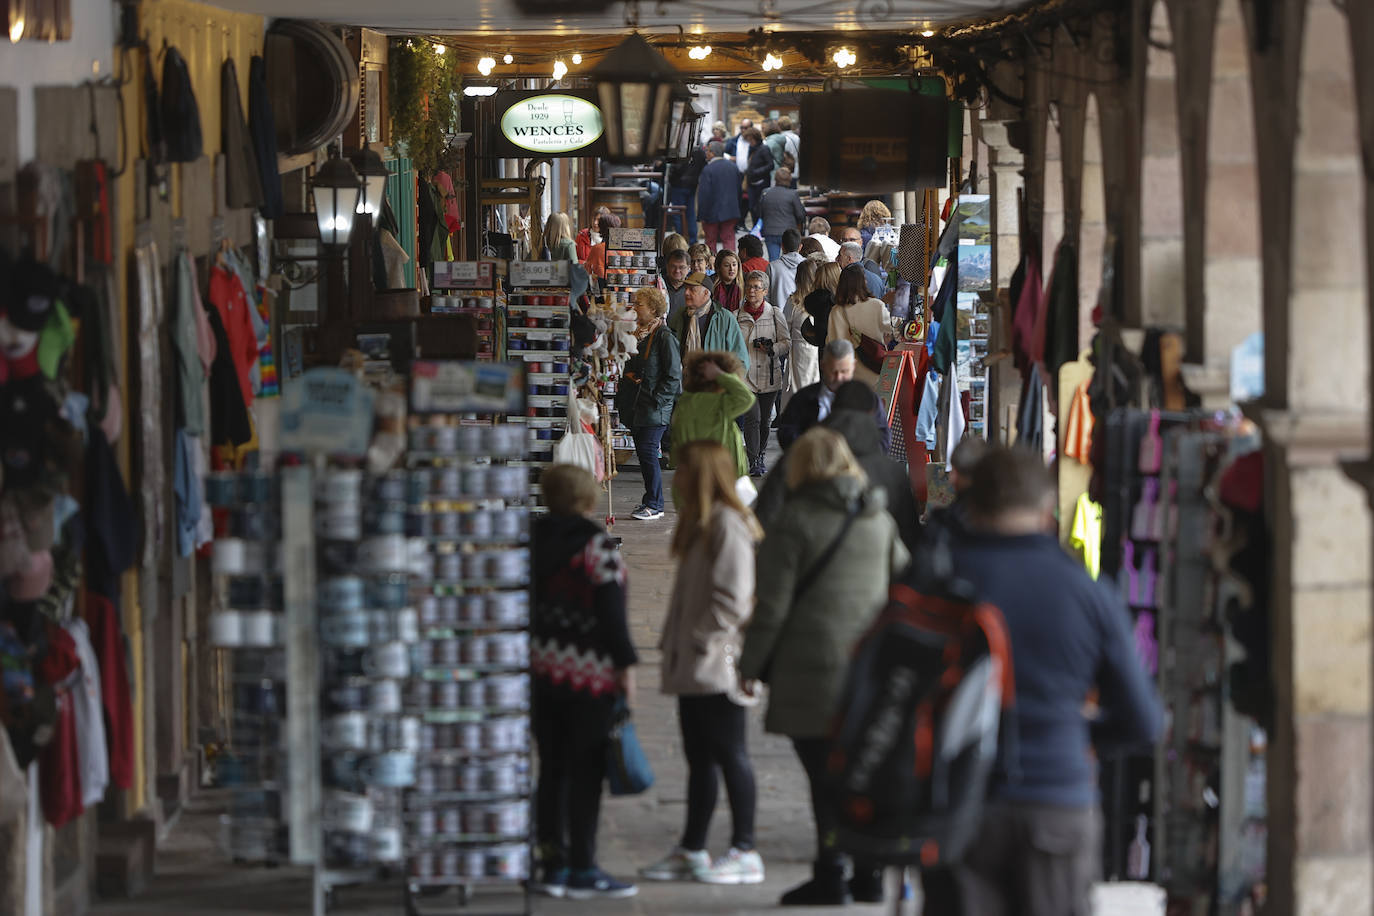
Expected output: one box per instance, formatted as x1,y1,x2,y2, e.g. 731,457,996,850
403,361,533,915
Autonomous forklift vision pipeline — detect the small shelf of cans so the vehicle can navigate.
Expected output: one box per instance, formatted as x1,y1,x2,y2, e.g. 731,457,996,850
431,261,503,361
315,466,420,877
205,468,289,864
403,394,534,900
601,250,660,307
505,274,572,499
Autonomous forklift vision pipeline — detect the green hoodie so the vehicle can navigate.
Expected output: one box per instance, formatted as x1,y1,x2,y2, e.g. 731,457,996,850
669,371,755,478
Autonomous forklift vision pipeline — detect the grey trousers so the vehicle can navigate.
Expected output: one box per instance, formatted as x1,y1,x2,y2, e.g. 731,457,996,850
954,801,1101,916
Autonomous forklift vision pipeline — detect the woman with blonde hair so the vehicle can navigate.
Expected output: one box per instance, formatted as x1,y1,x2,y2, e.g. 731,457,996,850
640,440,765,886
827,263,893,389
856,199,891,249
738,427,909,906
799,259,843,350
544,212,577,262
711,248,744,313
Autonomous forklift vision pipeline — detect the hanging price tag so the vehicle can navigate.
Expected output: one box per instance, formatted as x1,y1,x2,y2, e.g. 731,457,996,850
510,260,569,287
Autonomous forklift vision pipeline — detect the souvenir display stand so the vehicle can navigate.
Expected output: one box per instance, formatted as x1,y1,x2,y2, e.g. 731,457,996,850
504,261,573,516
403,361,534,916
1097,407,1268,914
206,470,290,866
602,228,658,467
431,261,503,362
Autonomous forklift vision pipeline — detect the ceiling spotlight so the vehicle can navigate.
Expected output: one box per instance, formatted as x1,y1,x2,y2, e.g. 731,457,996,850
921,29,935,37
478,56,496,76
688,45,712,60
762,52,783,72
571,52,582,64
552,59,568,80
503,52,514,64
434,44,446,55
463,84,498,97
832,47,855,68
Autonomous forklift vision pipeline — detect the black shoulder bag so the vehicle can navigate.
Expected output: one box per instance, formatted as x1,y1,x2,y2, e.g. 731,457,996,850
759,497,864,683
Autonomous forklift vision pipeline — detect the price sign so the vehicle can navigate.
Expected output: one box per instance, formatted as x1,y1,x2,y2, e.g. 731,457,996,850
411,360,527,414
279,368,376,456
433,261,494,289
509,260,569,287
608,228,657,251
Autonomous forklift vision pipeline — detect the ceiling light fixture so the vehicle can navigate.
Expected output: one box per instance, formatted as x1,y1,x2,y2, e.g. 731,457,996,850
503,52,514,64
921,29,935,37
688,45,711,60
463,84,499,97
591,32,685,162
433,44,445,55
477,56,496,76
832,47,855,68
571,52,582,64
552,59,568,80
761,52,783,72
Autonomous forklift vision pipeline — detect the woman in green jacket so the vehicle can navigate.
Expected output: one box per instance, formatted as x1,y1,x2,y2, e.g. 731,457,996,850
626,288,682,521
737,426,909,908
670,351,754,479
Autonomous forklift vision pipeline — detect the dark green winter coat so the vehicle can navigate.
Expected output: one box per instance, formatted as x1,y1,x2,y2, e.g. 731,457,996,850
738,475,910,737
632,326,682,429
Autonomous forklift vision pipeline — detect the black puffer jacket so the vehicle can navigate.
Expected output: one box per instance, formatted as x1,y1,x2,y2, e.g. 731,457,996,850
755,408,920,553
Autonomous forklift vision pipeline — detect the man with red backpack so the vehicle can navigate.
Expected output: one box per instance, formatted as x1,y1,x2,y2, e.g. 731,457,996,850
946,448,1162,915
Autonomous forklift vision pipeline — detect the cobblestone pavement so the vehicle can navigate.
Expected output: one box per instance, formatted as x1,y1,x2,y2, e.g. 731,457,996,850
94,453,914,915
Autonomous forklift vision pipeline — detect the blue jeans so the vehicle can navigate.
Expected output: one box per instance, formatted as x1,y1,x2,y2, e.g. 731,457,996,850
765,235,782,261
669,186,697,243
633,425,668,511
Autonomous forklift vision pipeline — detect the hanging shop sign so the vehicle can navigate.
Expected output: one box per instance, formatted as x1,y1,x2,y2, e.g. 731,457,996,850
799,89,949,191
487,90,607,158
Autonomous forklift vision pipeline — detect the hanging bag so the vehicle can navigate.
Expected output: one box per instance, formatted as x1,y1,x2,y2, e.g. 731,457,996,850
605,696,654,796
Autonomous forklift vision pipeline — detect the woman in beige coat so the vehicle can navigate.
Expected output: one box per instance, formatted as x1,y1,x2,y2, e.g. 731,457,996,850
827,263,893,389
641,441,765,887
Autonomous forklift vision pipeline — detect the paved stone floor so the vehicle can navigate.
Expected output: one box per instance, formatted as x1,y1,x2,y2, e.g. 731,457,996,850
93,451,916,915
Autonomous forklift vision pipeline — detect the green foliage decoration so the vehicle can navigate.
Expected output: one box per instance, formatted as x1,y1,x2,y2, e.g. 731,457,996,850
388,39,457,175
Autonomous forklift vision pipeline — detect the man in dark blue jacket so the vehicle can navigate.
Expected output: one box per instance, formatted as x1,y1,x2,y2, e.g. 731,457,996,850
697,141,741,254
949,447,1163,916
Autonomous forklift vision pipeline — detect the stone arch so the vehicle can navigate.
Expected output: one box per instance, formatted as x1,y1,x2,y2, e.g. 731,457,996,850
1139,0,1185,330
1079,91,1106,342
1288,0,1365,414
1200,0,1263,379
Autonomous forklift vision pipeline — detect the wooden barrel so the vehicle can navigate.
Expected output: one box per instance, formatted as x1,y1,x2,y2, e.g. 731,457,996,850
589,187,644,229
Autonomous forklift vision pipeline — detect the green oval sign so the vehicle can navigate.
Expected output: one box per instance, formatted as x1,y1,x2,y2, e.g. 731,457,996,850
500,94,604,154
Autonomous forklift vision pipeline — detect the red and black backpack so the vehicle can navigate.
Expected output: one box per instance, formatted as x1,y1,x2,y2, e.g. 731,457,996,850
826,574,1016,868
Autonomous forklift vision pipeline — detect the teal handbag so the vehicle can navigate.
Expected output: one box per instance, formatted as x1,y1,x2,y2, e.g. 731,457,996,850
606,698,654,796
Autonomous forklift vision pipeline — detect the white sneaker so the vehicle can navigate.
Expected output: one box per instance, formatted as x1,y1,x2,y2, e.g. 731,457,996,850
639,846,710,881
631,506,664,521
696,847,765,885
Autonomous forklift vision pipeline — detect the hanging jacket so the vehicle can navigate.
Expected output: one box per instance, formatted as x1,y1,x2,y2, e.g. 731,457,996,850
221,59,264,210
248,56,283,219
160,46,203,163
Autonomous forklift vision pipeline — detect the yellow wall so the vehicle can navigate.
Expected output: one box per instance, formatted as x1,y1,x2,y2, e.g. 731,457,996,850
114,0,264,814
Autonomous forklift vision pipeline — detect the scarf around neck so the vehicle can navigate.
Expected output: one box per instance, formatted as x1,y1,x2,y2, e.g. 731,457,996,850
713,280,741,313
635,317,662,340
685,302,713,353
742,299,766,321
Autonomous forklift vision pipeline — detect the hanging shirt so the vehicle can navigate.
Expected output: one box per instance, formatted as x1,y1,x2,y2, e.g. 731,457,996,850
61,618,107,807
1063,378,1094,464
208,264,258,410
39,692,83,828
1069,492,1103,580
173,252,208,435
84,591,134,790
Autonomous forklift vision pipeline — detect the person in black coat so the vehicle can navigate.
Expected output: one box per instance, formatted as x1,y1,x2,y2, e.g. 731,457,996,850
668,144,706,244
744,127,774,231
754,394,919,552
775,339,855,450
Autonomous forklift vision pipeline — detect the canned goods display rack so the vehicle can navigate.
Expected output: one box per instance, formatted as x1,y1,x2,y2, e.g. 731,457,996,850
504,278,573,516
205,468,291,866
314,463,423,910
402,385,534,915
430,261,505,362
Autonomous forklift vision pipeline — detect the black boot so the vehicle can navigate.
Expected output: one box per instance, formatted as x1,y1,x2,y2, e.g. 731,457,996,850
780,862,851,907
849,866,885,903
